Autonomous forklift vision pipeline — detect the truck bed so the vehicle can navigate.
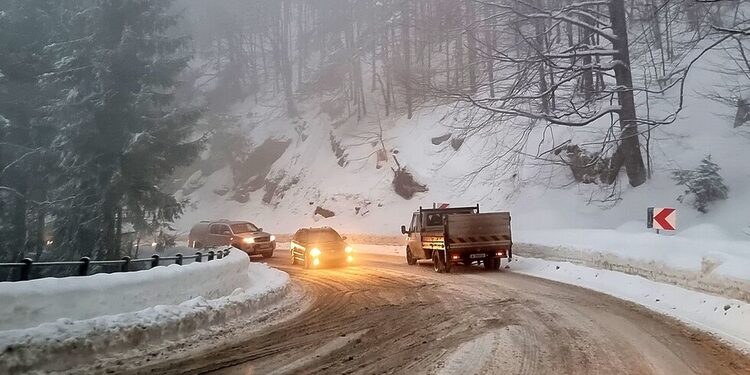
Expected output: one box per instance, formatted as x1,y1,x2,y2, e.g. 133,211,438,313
444,212,512,250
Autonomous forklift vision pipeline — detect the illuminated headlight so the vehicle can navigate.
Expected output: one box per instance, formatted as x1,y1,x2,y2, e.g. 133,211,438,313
270,235,276,241
243,238,255,244
310,248,321,257
151,242,158,247
313,258,320,266
344,246,353,254
347,255,353,262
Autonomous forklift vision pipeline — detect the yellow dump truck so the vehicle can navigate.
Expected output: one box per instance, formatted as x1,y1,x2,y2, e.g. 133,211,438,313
400,204,512,273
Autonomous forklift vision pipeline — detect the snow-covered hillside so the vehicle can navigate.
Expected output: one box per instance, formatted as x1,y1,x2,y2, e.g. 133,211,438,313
173,51,750,242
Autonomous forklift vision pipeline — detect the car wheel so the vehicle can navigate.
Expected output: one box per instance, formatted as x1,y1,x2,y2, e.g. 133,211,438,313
262,251,274,258
406,247,417,265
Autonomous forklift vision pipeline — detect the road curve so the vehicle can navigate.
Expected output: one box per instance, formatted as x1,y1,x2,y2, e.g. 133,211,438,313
135,253,750,375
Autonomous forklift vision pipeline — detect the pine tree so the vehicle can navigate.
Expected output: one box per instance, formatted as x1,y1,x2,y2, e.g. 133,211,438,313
672,155,729,214
0,0,61,264
43,0,202,259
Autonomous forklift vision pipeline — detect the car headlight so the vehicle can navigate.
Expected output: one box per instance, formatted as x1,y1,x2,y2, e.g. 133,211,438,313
270,235,276,241
243,238,255,244
344,246,353,254
310,248,321,257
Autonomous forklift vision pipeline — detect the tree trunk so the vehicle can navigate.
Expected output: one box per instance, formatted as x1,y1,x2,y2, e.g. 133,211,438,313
114,206,122,259
99,190,117,260
402,0,413,119
609,0,647,187
34,207,45,261
465,0,477,92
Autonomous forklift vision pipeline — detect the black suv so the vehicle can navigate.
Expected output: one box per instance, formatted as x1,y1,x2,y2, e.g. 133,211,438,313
290,227,353,269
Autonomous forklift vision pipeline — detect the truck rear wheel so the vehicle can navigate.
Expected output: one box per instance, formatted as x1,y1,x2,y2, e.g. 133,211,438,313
484,258,500,271
433,252,450,273
406,247,417,265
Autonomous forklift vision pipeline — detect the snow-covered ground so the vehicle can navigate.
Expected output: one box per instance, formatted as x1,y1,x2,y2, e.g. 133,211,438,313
169,46,750,314
350,230,750,298
162,25,750,360
353,244,750,353
515,227,750,302
512,257,750,354
0,249,290,374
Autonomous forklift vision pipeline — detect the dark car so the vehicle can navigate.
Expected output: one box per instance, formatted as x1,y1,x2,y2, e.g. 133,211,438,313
290,227,353,269
188,220,276,257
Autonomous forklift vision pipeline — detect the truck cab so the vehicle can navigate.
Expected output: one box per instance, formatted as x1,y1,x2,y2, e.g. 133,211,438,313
401,205,512,273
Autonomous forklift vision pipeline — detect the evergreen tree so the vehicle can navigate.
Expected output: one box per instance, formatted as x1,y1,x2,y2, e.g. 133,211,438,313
43,0,201,259
0,0,61,263
672,155,729,214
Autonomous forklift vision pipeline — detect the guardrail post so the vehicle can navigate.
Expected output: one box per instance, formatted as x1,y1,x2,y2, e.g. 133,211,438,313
151,254,160,268
78,257,90,276
208,250,215,261
20,258,33,281
195,251,202,262
175,253,183,265
216,250,223,259
121,256,131,272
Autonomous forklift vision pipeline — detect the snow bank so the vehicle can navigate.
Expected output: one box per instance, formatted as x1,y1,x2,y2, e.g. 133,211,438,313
512,257,750,353
514,229,750,302
0,250,290,374
0,248,252,330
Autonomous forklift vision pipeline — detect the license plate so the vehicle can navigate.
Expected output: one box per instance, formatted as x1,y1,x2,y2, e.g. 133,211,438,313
258,244,271,249
470,253,486,259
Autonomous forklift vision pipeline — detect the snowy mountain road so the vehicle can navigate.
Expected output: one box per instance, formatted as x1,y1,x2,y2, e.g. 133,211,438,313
135,253,750,375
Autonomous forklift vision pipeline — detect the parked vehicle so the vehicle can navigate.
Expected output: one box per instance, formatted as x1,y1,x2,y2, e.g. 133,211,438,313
290,227,353,269
188,220,276,257
400,204,512,273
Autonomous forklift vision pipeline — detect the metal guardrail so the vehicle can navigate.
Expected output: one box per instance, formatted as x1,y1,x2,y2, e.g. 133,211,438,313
0,247,232,281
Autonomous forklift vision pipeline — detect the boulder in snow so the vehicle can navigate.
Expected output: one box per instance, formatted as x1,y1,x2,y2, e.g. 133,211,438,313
314,206,336,219
431,133,451,145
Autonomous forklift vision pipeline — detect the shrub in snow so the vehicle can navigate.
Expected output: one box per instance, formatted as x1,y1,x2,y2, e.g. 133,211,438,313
554,144,619,185
392,167,428,199
672,155,728,213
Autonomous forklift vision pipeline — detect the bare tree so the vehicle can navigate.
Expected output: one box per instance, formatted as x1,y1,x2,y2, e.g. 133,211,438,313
426,0,648,187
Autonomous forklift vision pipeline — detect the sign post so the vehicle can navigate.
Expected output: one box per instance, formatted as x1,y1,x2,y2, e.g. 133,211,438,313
647,207,676,234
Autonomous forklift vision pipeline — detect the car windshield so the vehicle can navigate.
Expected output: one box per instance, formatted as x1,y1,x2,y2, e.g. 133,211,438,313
230,223,258,233
307,230,342,243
